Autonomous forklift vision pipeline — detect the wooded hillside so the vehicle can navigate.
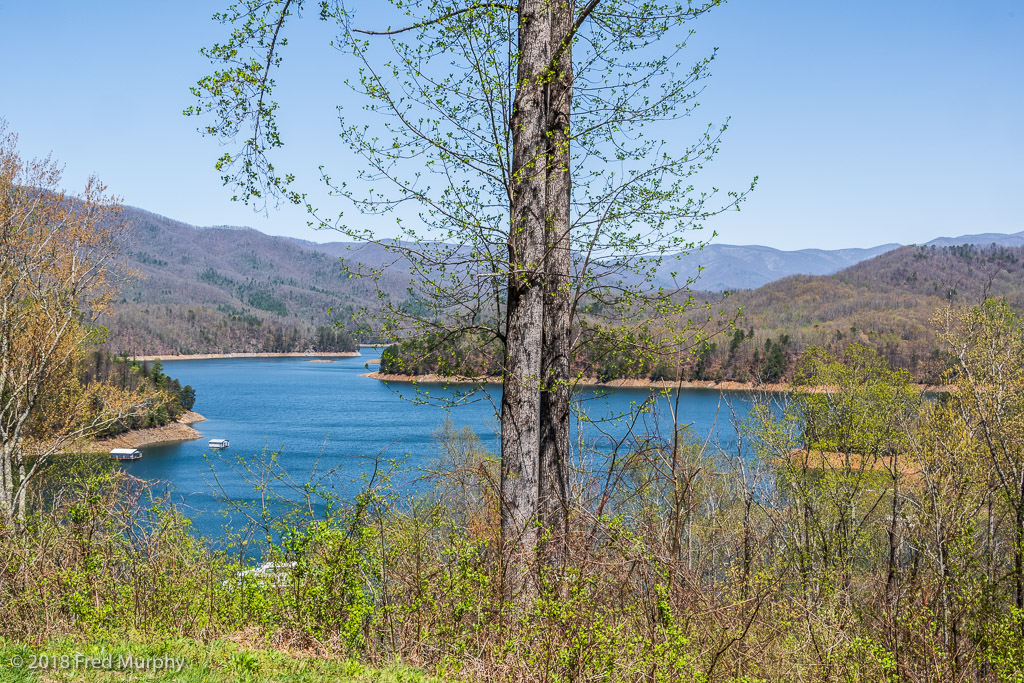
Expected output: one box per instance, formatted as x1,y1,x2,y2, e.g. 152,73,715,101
104,207,411,354
379,243,1024,384
711,243,1024,383
105,205,1024,378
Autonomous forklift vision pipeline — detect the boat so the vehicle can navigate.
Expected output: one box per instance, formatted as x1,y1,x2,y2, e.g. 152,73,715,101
110,448,142,461
208,439,230,449
223,561,297,590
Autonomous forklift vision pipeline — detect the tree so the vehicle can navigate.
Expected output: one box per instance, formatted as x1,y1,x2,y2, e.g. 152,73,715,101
0,124,153,528
179,384,197,411
754,345,921,598
939,299,1024,610
189,0,749,576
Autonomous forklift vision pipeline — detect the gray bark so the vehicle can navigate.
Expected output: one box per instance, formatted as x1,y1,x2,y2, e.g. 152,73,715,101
0,442,13,524
539,0,574,563
500,0,552,574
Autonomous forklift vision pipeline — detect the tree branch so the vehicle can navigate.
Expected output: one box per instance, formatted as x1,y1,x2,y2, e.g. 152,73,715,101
353,2,515,35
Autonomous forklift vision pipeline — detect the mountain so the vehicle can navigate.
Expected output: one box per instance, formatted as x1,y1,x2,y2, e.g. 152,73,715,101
924,230,1024,248
658,242,901,291
105,208,409,355
377,242,1024,385
659,229,1024,291
694,242,1024,384
104,204,1023,357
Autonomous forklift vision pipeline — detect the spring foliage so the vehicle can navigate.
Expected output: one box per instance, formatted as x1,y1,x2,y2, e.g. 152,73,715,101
0,125,156,527
4,302,1024,681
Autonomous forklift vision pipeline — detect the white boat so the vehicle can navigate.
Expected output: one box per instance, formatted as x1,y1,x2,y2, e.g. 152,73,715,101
110,448,142,461
208,439,230,449
223,561,297,590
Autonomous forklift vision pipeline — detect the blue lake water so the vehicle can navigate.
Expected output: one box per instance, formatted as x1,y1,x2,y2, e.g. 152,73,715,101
122,354,762,538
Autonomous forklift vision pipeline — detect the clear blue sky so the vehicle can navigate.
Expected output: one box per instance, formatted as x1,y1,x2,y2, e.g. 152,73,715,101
1,1,1020,250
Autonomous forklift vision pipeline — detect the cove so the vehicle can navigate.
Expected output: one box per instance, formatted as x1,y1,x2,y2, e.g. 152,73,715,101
124,355,764,539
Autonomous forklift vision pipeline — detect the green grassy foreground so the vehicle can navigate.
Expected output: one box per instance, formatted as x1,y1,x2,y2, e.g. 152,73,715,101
0,637,437,683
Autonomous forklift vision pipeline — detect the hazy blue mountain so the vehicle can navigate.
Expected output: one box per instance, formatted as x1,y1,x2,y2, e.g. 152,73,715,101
647,229,1023,292
655,242,902,291
925,230,1024,248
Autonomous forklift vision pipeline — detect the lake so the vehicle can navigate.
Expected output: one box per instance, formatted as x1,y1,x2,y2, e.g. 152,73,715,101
124,355,763,539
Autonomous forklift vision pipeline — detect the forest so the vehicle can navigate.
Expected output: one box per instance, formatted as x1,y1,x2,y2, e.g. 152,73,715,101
79,351,197,436
378,243,1024,388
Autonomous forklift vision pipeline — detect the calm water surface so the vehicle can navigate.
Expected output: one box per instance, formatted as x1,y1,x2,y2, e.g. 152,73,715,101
122,355,760,537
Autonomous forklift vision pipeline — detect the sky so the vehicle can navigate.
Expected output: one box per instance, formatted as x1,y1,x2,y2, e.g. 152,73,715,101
0,1,1020,251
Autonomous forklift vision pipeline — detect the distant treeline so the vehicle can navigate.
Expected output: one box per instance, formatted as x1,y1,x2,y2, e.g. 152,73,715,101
378,327,796,384
107,299,359,356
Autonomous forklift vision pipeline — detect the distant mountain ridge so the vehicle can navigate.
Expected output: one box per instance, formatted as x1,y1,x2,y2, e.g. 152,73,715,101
106,204,1022,355
132,205,1024,292
924,230,1024,248
655,231,1024,291
657,242,902,291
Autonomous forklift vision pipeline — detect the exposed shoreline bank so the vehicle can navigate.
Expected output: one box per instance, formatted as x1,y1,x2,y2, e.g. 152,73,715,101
362,371,791,392
89,411,208,450
131,351,361,361
362,371,954,394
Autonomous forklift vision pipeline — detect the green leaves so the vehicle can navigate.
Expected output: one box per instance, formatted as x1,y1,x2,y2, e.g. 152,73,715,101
190,0,747,358
794,344,920,457
187,0,312,207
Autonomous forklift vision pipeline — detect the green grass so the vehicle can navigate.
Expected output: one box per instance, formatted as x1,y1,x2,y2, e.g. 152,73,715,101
0,637,438,682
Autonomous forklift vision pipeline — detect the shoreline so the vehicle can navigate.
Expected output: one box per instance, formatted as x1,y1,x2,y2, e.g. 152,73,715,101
362,371,792,392
88,411,208,450
362,372,954,394
130,351,361,361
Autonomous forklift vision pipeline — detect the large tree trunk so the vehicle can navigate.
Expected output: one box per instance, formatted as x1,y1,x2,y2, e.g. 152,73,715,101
500,0,552,582
539,0,574,564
